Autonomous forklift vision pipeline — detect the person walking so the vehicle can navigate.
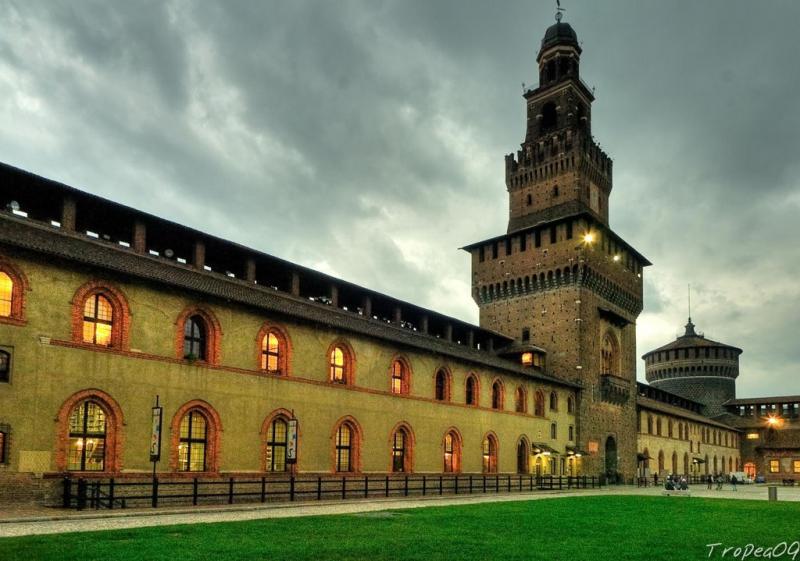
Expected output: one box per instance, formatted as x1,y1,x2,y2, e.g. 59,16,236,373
731,474,737,491
707,474,713,490
716,474,723,491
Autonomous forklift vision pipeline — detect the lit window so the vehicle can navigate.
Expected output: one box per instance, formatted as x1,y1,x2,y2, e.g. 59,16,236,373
265,417,288,472
178,411,207,472
521,352,533,366
391,360,407,395
261,332,282,373
769,459,780,474
0,272,12,317
68,401,107,471
330,346,346,384
83,294,113,346
335,423,354,472
482,435,498,473
444,431,460,473
746,432,759,440
392,428,409,473
183,316,207,360
794,460,800,474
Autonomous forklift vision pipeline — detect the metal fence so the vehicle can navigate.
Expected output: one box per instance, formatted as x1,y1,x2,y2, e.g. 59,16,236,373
63,473,602,510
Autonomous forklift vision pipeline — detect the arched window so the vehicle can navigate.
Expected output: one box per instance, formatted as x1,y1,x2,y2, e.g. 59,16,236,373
482,434,498,473
567,396,575,414
550,422,557,439
491,380,503,410
656,418,662,436
82,294,113,346
67,401,107,471
390,358,410,395
465,374,479,406
601,332,619,375
334,420,360,472
672,452,678,474
534,391,545,417
517,439,529,474
549,391,558,411
265,416,289,472
391,424,413,473
443,430,461,473
183,315,207,360
178,410,208,472
647,415,653,434
261,331,283,374
434,368,450,401
515,387,527,413
658,450,665,473
328,342,355,385
569,425,574,441
0,272,13,317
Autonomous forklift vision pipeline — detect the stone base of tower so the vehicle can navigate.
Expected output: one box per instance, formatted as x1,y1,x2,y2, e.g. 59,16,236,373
577,395,639,482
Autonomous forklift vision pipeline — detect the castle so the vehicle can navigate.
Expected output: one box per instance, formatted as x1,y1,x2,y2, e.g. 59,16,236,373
0,14,795,507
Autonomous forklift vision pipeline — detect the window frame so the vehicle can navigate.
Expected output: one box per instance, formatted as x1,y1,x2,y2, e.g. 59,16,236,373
482,433,498,474
183,315,207,361
0,349,10,384
265,416,289,472
434,368,451,402
443,430,462,473
178,410,208,473
67,400,108,472
465,374,479,406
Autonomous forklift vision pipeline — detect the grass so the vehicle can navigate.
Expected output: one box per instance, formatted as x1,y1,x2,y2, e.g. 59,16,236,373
1,496,799,561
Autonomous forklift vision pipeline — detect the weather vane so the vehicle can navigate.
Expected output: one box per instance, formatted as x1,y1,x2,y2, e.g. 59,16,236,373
555,0,565,22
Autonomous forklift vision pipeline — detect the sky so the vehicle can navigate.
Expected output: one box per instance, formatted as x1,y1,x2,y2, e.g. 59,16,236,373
1,1,798,398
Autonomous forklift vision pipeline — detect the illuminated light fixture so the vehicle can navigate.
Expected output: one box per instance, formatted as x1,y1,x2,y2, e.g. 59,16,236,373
582,232,595,244
766,416,782,427
613,255,621,262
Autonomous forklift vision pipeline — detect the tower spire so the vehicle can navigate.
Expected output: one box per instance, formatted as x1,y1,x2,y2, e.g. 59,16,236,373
683,283,697,337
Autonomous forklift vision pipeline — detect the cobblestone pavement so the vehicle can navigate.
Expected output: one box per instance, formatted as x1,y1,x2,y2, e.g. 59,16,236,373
1,484,797,538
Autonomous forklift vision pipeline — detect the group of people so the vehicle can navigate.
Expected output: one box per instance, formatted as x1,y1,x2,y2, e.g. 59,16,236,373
664,474,689,491
706,473,738,491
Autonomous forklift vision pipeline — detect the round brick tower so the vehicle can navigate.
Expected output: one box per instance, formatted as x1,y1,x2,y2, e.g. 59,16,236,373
643,319,742,417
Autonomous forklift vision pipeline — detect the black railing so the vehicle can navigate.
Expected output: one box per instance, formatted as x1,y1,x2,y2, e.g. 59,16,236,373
636,475,728,488
62,474,602,510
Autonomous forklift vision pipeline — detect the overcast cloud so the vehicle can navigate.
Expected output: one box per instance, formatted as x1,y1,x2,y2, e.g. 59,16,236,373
1,0,798,398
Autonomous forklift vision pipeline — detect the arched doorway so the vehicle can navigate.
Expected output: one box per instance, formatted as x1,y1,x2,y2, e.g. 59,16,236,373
605,436,618,482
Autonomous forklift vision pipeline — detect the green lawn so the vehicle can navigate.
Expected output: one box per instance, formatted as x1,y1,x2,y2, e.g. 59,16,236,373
2,496,798,561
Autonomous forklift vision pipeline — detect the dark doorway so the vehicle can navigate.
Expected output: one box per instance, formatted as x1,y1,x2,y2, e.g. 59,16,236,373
605,435,618,482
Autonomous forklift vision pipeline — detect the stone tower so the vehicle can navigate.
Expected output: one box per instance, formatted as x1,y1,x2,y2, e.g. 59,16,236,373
463,17,650,480
643,318,742,417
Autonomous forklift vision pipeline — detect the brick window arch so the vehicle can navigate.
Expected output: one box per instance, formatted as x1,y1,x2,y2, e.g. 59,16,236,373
389,356,412,395
601,331,620,375
465,373,480,406
0,255,28,325
515,386,527,413
328,340,355,385
169,400,222,473
256,323,291,375
71,281,131,349
534,390,545,417
491,379,505,410
482,432,499,473
443,428,462,473
434,367,451,402
332,416,362,473
175,306,222,365
261,408,296,472
389,422,415,473
55,389,124,473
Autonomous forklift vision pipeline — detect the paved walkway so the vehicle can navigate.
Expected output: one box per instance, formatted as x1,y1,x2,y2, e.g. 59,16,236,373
1,484,797,538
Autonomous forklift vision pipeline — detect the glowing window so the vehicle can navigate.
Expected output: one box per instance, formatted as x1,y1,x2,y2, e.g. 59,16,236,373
482,435,498,473
794,461,800,474
330,347,346,383
83,294,113,346
0,272,12,317
444,431,460,473
521,352,533,366
769,459,780,473
178,411,207,472
261,332,281,373
746,432,759,440
391,360,406,395
67,401,107,471
265,417,288,472
392,429,408,473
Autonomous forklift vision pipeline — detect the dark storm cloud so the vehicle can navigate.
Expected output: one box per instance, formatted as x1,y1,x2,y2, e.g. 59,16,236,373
1,0,798,396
